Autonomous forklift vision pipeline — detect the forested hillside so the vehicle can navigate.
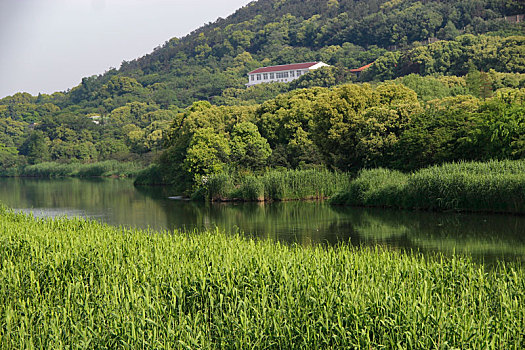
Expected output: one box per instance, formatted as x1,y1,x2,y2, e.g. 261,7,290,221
0,0,523,170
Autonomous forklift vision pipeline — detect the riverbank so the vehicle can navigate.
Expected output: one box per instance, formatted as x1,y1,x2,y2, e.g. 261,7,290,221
0,208,524,348
135,167,350,201
331,159,525,214
0,160,143,178
137,159,525,215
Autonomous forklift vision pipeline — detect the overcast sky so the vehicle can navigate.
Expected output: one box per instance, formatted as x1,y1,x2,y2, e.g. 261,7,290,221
0,0,252,98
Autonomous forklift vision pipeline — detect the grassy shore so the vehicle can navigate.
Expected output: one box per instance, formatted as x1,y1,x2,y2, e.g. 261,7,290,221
0,208,523,348
1,160,143,178
204,169,349,201
331,160,525,214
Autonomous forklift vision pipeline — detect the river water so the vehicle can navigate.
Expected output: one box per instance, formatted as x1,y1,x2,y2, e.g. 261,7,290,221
1,178,524,265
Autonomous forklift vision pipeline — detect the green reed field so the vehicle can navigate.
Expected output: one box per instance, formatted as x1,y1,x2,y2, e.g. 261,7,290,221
331,159,525,214
204,169,349,201
0,208,524,349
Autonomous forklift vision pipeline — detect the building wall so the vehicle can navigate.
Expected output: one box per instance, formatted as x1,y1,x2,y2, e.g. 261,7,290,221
247,69,308,86
246,62,329,87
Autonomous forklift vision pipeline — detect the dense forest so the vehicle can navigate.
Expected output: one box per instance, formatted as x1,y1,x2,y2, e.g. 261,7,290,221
0,0,523,174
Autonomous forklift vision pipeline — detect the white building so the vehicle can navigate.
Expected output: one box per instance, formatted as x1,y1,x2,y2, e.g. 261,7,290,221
246,62,329,87
88,115,102,125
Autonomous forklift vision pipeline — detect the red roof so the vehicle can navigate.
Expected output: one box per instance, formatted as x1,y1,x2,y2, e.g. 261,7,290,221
350,62,374,73
248,62,320,74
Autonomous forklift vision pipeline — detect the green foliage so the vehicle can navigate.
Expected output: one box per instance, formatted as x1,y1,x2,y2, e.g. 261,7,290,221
0,98,174,170
184,127,231,184
371,34,525,80
312,83,420,170
133,164,165,185
0,144,18,168
1,209,524,348
230,122,271,169
151,82,524,193
466,62,493,98
213,83,288,106
4,0,520,117
19,131,50,165
205,172,235,201
101,76,144,96
361,51,401,81
232,175,265,201
391,74,468,101
394,93,525,169
331,168,408,207
289,66,352,89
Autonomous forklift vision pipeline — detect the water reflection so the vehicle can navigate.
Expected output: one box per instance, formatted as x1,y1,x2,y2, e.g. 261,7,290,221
0,178,523,264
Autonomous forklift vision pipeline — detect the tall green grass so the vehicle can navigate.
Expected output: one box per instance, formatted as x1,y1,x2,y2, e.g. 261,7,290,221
206,169,350,201
4,161,143,178
331,159,525,214
0,208,524,348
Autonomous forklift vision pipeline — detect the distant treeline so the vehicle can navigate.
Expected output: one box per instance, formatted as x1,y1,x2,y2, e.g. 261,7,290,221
0,161,142,178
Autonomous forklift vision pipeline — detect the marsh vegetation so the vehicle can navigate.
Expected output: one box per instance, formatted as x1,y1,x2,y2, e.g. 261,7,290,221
1,208,524,348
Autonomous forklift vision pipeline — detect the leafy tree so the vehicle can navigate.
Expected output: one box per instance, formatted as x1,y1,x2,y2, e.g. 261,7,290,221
466,63,493,99
102,76,144,96
289,66,351,89
230,122,271,169
361,52,400,81
20,131,50,164
438,20,460,40
97,139,130,161
0,143,18,168
184,128,231,184
312,84,375,170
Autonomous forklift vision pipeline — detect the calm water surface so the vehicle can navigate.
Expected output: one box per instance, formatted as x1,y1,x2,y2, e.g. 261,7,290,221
1,178,524,265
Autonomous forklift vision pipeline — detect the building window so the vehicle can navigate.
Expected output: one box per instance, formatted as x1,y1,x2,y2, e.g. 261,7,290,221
251,75,254,81
263,73,268,79
270,73,275,79
257,74,261,80
297,70,302,76
276,72,282,79
290,71,295,77
283,72,289,78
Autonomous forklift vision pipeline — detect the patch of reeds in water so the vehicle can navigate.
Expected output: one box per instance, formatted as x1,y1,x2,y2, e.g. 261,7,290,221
0,208,523,348
331,159,525,214
206,169,349,201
